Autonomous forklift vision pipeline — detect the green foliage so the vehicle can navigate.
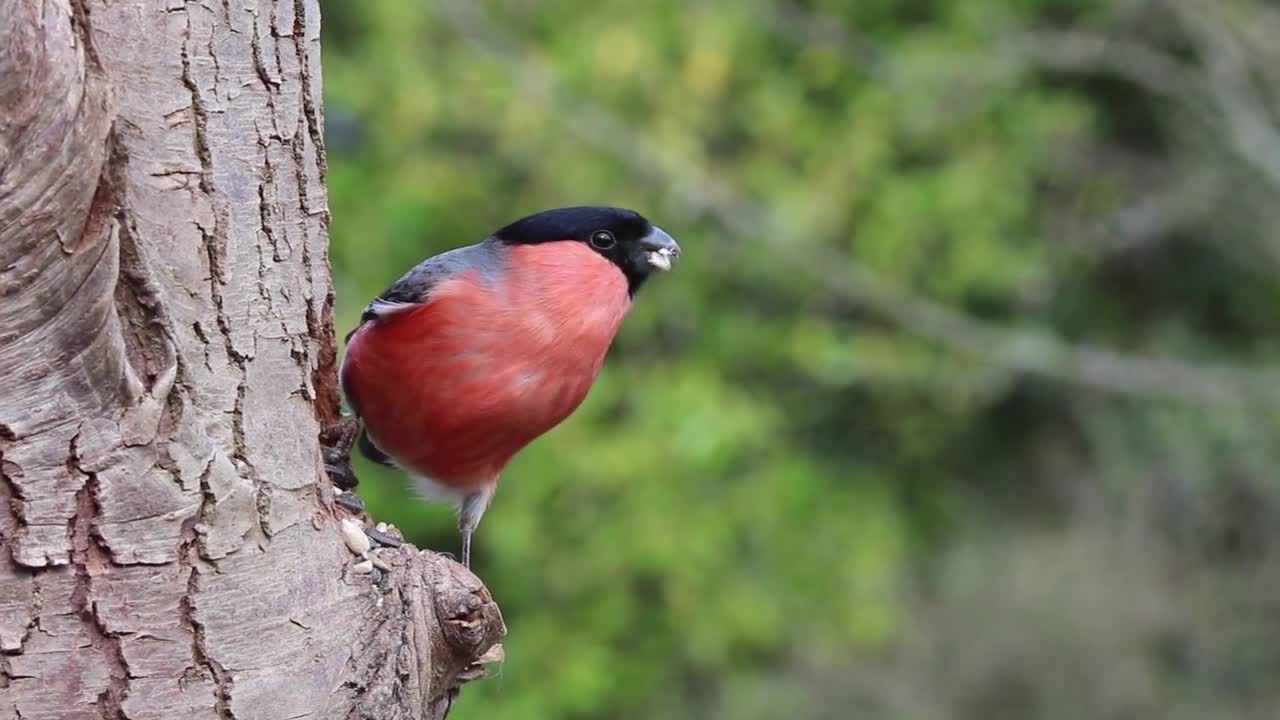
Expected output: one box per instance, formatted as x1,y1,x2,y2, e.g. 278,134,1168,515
321,0,1280,717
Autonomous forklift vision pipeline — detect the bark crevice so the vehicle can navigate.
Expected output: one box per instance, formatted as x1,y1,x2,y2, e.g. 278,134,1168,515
0,1,504,717
179,566,235,720
69,434,131,719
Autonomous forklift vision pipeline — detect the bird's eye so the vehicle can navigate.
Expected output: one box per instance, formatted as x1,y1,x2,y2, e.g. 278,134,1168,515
589,230,616,250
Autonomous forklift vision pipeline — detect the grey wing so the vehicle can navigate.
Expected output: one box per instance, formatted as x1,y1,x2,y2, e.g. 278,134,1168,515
343,240,504,343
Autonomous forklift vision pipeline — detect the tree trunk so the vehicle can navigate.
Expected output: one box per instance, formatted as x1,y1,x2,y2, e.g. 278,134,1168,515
0,1,503,718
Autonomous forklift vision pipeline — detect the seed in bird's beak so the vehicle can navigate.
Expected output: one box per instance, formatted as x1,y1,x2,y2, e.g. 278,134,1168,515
647,248,676,271
641,226,680,271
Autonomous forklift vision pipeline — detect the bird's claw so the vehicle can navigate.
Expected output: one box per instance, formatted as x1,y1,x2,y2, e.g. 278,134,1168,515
334,490,366,515
323,446,360,490
319,417,361,452
321,417,362,493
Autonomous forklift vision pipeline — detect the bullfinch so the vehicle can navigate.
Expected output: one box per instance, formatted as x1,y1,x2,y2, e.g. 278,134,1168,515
335,206,680,567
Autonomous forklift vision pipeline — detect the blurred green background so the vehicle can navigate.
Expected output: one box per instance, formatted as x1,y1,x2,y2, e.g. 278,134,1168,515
320,1,1280,718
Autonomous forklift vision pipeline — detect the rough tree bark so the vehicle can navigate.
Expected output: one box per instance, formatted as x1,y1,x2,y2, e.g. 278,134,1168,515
0,1,504,718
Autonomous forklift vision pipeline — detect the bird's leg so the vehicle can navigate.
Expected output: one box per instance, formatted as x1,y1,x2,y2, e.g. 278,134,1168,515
320,417,364,513
457,485,495,570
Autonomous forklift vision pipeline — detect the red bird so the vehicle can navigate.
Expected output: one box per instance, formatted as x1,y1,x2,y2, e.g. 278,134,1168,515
338,206,680,567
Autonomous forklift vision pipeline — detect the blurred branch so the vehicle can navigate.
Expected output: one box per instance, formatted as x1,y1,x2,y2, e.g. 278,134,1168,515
1007,29,1193,99
1173,0,1280,189
1080,170,1223,253
1009,3,1280,201
775,1,1280,267
755,0,887,75
434,0,1280,409
1013,24,1280,191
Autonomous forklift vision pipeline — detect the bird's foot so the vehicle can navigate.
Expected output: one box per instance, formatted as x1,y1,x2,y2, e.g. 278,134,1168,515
324,446,360,490
322,418,369,519
320,417,361,491
320,416,361,451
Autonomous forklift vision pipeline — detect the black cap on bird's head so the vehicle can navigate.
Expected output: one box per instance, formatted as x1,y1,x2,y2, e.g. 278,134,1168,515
494,206,681,294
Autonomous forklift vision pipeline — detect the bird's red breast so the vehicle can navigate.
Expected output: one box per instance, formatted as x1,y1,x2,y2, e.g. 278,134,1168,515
340,241,631,493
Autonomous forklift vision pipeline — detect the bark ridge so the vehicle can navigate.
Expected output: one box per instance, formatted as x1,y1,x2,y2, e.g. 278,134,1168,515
0,2,502,718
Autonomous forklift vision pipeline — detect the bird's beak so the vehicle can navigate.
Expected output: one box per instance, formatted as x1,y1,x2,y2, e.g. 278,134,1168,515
641,226,681,271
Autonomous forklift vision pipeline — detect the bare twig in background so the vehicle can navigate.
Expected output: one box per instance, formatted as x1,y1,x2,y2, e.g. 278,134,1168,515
1007,29,1193,99
1009,1,1280,264
1174,0,1280,187
760,0,887,76
435,0,1280,409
